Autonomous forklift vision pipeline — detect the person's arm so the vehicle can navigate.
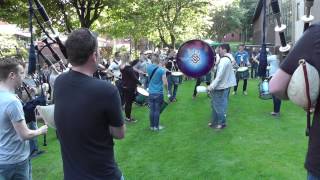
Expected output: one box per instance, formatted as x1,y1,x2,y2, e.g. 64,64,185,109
106,87,125,139
128,66,142,85
97,63,106,70
109,125,126,139
133,62,144,75
208,59,227,91
6,101,47,140
12,121,48,140
105,63,115,76
269,69,291,100
246,52,250,66
162,71,168,93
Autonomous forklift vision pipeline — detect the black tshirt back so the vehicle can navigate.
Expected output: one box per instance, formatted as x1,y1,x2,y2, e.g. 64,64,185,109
54,70,124,180
280,23,320,176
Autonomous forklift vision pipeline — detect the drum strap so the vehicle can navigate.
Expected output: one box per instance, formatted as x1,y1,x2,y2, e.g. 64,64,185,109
221,56,232,64
149,67,159,81
301,60,312,136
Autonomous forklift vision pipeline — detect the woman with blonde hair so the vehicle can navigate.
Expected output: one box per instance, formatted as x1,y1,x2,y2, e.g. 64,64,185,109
120,53,141,122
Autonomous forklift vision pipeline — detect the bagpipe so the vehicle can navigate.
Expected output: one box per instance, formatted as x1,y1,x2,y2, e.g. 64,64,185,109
261,0,316,136
19,0,69,146
259,0,313,100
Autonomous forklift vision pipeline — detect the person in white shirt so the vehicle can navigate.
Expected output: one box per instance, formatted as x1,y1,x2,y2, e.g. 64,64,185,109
207,44,237,129
267,48,281,117
108,52,124,105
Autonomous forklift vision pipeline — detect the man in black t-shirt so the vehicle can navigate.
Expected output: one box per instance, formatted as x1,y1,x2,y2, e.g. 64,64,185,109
54,28,125,180
270,23,320,179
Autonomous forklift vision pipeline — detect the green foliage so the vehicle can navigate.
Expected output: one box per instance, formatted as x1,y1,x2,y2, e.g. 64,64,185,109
0,0,255,51
98,0,209,48
239,0,257,41
0,0,119,32
0,33,28,60
207,1,246,41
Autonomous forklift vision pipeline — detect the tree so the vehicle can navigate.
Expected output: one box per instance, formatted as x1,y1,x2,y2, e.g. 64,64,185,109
207,2,246,41
148,0,208,48
70,0,118,28
239,0,257,42
0,0,119,32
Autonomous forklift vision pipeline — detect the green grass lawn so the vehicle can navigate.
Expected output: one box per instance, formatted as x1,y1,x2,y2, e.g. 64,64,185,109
32,79,309,180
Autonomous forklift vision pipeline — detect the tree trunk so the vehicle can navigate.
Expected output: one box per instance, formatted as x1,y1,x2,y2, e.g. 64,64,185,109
157,27,170,47
170,32,175,49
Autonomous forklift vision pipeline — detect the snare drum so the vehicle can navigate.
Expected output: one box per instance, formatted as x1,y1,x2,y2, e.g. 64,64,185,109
236,66,249,79
135,87,149,105
196,86,207,93
171,71,183,85
258,79,272,100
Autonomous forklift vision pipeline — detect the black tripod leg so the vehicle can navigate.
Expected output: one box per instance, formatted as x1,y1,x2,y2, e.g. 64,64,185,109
43,134,47,146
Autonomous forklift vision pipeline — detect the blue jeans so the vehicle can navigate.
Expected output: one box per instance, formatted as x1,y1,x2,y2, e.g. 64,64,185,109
308,172,320,180
272,95,281,113
149,94,163,128
0,159,31,180
27,121,38,154
210,88,230,126
167,75,178,101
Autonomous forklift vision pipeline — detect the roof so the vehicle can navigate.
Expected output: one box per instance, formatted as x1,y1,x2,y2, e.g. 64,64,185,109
252,0,263,23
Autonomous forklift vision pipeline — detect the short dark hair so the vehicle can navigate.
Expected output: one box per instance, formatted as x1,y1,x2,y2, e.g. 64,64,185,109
219,44,231,53
65,28,98,66
0,57,25,81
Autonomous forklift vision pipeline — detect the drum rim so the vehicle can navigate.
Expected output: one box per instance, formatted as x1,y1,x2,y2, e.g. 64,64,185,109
171,71,183,76
137,87,149,96
237,67,249,72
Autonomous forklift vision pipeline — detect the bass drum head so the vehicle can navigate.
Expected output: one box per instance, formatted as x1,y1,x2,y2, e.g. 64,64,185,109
237,67,248,72
176,40,215,78
171,71,183,76
137,87,149,96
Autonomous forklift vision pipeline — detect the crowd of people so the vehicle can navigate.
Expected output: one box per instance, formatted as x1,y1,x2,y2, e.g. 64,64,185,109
0,26,319,179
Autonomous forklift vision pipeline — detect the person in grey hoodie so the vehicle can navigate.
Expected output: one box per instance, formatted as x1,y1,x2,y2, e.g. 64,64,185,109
207,44,237,129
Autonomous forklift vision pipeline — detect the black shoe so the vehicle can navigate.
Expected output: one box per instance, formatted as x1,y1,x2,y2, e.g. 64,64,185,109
125,118,137,123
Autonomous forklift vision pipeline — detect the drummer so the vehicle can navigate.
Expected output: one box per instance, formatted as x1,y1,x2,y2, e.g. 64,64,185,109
233,44,250,95
120,53,141,123
107,52,124,105
207,44,236,129
267,47,281,117
165,47,179,102
133,52,149,88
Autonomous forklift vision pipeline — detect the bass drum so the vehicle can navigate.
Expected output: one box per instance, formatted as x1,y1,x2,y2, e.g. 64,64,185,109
135,87,149,105
176,40,215,78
